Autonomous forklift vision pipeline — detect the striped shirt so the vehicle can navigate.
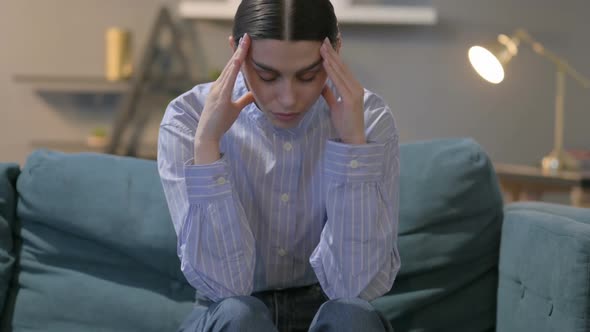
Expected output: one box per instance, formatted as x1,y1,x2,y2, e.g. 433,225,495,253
157,73,400,302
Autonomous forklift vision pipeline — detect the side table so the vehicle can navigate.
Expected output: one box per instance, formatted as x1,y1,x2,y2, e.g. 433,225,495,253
494,163,590,207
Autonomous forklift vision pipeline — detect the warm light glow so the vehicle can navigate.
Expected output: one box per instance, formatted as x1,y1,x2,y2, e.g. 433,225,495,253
468,46,505,84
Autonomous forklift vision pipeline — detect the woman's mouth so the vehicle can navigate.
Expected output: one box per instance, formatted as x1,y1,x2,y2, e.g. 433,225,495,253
272,112,301,122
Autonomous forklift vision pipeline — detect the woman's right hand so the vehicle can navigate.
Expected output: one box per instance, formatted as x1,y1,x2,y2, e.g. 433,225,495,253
193,33,255,164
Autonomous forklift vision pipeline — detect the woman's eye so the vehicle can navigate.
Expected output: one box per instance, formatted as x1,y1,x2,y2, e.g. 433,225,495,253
258,74,278,82
256,73,317,83
299,75,317,83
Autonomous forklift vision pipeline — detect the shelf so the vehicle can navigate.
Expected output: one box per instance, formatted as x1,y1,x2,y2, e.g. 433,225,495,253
30,139,157,160
13,75,130,94
14,74,207,99
178,2,438,26
494,163,590,186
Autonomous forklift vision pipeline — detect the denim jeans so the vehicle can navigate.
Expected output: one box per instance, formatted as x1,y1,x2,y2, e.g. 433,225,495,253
177,284,393,332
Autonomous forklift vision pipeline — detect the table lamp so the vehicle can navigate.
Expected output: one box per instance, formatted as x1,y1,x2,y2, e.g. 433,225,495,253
468,28,590,173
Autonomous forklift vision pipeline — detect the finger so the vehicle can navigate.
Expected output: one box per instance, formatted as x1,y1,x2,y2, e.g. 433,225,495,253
320,39,351,94
220,34,250,97
217,33,249,85
321,85,339,111
235,33,250,61
216,44,239,83
321,38,350,78
218,58,242,98
233,91,255,111
321,49,352,99
223,33,250,92
321,39,358,95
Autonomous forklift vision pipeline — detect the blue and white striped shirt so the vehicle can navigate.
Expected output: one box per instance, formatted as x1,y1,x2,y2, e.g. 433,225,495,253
157,73,400,302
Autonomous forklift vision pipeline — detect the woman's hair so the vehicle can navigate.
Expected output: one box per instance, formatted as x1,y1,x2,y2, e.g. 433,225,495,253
232,0,339,47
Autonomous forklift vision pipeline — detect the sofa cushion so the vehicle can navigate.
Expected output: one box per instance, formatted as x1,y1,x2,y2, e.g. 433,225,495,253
0,164,19,321
497,202,590,332
10,150,193,332
371,138,504,331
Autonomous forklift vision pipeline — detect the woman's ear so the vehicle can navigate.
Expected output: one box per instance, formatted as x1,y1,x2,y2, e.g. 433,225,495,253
228,35,237,52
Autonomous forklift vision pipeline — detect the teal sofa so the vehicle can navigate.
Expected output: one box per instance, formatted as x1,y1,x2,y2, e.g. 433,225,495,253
1,138,589,331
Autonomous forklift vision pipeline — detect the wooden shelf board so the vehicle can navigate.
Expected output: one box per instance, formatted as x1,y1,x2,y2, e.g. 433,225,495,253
30,139,157,160
178,2,438,25
13,74,130,93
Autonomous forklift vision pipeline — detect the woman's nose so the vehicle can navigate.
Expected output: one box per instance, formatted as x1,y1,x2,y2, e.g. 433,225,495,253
277,81,296,109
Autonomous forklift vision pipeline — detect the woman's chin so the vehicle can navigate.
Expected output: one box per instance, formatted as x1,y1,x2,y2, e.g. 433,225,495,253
269,118,301,129
267,112,303,129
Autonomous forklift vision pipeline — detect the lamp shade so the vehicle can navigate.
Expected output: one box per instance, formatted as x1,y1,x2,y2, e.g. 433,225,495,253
468,34,519,84
468,46,505,84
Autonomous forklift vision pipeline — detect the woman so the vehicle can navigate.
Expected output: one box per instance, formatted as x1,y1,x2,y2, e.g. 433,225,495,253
157,0,400,331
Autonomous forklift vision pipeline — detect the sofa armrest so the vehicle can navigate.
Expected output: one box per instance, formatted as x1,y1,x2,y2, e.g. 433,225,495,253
0,164,19,319
497,202,590,332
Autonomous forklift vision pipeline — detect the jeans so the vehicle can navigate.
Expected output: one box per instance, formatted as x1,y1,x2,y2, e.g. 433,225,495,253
177,284,393,332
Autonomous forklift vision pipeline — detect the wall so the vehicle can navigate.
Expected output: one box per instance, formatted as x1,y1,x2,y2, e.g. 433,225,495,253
0,0,179,164
1,0,589,170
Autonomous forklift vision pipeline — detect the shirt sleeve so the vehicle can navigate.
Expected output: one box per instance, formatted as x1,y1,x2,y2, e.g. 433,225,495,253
309,95,401,301
157,97,255,302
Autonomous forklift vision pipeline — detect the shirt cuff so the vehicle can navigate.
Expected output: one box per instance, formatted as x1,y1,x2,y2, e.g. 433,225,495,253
324,140,385,183
184,154,232,204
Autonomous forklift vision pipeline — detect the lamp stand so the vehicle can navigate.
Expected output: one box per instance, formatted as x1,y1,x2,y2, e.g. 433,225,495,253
541,66,579,173
511,30,590,173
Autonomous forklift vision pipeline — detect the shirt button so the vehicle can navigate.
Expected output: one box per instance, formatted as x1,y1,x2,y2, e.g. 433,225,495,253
278,248,287,256
283,142,293,151
350,160,359,169
281,193,290,203
216,177,226,185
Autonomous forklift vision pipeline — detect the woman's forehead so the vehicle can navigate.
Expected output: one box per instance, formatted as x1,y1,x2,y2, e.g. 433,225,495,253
249,39,323,73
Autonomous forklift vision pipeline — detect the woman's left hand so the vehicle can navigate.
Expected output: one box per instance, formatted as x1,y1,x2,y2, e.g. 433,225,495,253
320,37,366,145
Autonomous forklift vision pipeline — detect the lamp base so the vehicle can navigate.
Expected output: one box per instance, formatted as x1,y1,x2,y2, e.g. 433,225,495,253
541,149,579,174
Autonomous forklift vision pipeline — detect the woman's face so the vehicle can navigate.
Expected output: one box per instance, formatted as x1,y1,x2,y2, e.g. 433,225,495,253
231,38,338,129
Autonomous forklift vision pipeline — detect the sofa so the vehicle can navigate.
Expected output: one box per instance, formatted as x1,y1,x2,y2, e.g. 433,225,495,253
1,137,589,332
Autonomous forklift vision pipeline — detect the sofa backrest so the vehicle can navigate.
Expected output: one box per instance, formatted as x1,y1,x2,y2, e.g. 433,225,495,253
4,150,194,332
1,137,504,332
372,138,504,331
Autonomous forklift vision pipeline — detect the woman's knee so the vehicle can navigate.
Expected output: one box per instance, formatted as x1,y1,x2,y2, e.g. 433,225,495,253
206,295,275,331
213,295,268,315
311,298,391,332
